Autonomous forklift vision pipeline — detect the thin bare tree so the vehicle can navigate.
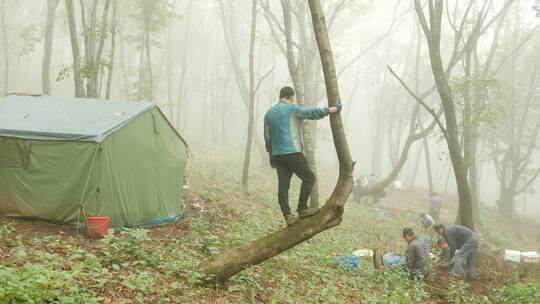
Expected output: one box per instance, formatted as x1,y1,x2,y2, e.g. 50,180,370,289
42,0,60,95
1,0,9,95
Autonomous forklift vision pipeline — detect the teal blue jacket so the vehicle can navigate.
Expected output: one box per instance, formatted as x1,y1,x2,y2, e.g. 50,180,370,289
264,100,329,156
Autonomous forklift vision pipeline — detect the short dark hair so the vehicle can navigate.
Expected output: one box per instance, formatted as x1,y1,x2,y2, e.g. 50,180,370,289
434,224,445,232
279,87,295,99
403,227,415,238
437,237,447,245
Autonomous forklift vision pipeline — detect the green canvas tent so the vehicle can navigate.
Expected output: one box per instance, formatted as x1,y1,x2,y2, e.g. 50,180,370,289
0,95,188,228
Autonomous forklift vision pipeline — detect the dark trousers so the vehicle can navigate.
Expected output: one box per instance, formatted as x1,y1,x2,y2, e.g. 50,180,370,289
274,153,316,216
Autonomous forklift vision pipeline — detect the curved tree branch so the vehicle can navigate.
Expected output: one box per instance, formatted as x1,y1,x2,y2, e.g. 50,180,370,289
387,66,447,136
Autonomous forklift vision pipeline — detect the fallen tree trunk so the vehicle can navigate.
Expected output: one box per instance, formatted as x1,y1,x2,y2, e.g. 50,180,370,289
200,0,354,285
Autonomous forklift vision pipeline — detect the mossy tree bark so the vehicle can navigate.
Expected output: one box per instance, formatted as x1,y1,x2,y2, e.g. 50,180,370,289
200,0,354,284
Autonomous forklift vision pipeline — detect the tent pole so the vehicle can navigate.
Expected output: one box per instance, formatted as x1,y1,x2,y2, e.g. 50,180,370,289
76,144,100,236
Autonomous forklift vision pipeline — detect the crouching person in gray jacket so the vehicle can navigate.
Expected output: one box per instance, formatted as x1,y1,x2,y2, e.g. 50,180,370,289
435,224,479,280
403,227,428,280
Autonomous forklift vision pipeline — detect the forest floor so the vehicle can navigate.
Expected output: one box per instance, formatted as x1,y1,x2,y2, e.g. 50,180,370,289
1,147,540,303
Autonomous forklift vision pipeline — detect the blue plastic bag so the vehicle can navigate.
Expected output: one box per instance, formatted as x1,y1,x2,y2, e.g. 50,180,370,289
383,252,403,266
336,255,359,270
376,209,389,220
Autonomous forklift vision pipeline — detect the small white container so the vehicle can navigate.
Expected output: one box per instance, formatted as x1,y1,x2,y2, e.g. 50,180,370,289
353,249,374,257
504,250,521,263
521,251,540,263
394,180,403,190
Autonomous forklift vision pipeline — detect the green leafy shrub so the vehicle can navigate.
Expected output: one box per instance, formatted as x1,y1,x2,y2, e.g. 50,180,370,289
0,263,98,304
101,229,158,266
495,282,539,304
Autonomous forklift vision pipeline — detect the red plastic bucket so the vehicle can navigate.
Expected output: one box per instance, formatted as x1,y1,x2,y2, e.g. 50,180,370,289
85,216,110,239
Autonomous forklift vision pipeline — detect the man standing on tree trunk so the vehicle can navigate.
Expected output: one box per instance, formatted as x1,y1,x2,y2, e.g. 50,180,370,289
264,87,341,226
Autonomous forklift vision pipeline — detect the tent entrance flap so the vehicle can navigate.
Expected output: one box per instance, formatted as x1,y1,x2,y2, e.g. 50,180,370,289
0,137,32,169
76,144,100,234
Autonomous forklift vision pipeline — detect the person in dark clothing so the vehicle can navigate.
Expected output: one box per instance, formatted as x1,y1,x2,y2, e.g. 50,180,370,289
403,227,428,280
436,237,453,269
435,224,479,280
264,87,342,226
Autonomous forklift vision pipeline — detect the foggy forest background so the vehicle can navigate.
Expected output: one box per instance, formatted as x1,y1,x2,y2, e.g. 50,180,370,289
1,0,540,218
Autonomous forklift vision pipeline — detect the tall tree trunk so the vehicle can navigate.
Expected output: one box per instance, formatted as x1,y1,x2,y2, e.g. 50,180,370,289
0,0,7,95
143,10,153,100
84,0,110,99
42,0,60,95
414,21,434,195
65,0,85,97
105,0,117,100
175,0,193,130
84,0,97,98
408,143,423,187
119,16,129,99
281,0,320,207
497,186,515,219
415,0,474,230
241,0,258,191
217,0,270,159
136,31,146,100
221,72,230,147
423,136,434,195
444,160,452,193
200,0,354,284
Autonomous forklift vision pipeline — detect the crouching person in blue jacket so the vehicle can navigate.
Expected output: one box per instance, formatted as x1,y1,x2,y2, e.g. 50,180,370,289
264,87,341,227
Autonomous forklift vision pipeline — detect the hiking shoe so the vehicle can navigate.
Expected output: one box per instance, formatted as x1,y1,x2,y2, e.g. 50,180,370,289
298,207,320,219
284,214,299,227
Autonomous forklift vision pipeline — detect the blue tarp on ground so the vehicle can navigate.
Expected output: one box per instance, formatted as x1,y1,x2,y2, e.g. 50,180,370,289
383,252,403,266
336,255,359,269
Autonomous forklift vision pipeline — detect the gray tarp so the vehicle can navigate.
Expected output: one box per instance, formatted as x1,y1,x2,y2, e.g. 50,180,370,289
0,95,155,142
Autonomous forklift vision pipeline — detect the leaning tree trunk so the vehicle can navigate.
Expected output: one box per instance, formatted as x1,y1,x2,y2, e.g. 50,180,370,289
241,0,257,191
200,0,354,284
42,0,60,95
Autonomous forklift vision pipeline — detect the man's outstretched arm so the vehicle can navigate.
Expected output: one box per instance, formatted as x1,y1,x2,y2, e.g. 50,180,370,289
291,103,342,120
